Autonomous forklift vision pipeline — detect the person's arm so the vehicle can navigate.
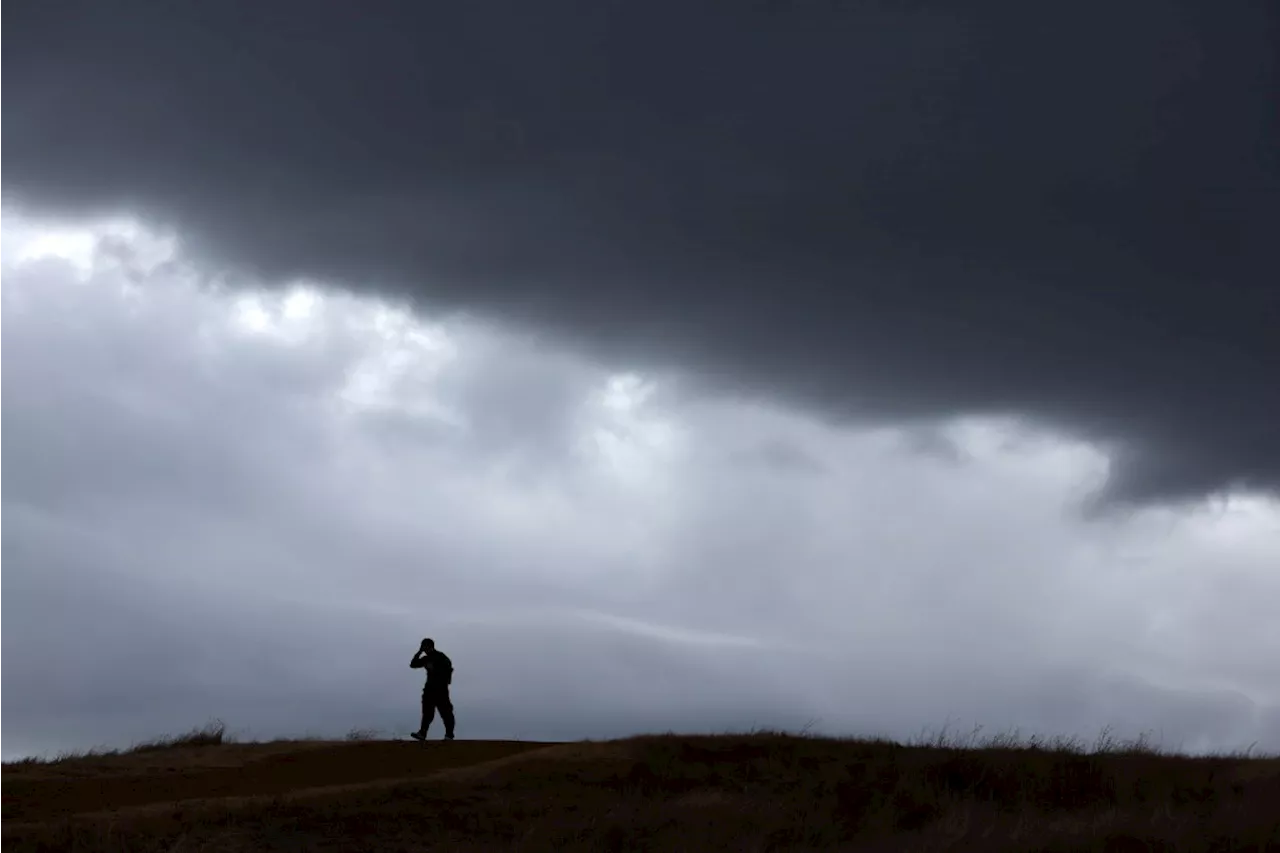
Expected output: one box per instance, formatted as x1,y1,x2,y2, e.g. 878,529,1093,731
410,651,427,669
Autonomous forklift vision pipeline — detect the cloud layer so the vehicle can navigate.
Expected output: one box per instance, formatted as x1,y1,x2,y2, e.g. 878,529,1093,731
5,0,1278,507
3,217,1278,759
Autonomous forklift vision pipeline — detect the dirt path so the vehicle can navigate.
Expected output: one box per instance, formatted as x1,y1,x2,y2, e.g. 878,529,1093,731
2,740,557,823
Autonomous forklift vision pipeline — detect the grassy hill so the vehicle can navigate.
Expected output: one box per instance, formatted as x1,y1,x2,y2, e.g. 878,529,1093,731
3,722,1278,851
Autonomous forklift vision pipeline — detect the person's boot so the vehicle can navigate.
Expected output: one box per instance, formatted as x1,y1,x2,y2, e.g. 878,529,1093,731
410,730,427,742
444,732,455,741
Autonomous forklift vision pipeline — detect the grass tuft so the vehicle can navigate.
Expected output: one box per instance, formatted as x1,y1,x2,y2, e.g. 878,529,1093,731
127,718,231,753
344,726,382,741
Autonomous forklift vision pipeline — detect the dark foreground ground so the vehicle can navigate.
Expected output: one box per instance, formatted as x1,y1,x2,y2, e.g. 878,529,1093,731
4,726,1279,852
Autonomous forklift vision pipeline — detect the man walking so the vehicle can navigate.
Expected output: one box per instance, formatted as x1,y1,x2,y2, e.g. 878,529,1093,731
410,637,455,741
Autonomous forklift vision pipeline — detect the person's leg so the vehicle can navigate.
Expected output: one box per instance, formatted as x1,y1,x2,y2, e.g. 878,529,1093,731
437,686,456,739
417,687,437,736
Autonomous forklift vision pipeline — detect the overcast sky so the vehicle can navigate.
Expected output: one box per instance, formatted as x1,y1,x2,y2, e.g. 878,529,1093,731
3,1,1279,759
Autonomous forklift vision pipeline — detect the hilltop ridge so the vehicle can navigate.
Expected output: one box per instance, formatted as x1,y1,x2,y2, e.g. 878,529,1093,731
4,724,1278,851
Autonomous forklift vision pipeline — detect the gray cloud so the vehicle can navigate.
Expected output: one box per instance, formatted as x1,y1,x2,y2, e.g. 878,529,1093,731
3,226,1278,760
4,0,1277,508
729,437,830,476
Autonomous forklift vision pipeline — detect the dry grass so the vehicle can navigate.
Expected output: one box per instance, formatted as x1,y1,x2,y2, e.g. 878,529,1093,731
5,719,233,767
127,718,233,753
4,724,1279,852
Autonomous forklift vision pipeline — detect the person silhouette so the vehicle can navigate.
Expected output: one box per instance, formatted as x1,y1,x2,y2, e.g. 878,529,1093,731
409,637,455,741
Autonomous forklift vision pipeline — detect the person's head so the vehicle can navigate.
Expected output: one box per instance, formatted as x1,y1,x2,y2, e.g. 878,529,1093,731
420,638,435,652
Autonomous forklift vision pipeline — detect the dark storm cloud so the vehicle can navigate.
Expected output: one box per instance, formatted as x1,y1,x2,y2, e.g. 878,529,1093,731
5,0,1278,506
